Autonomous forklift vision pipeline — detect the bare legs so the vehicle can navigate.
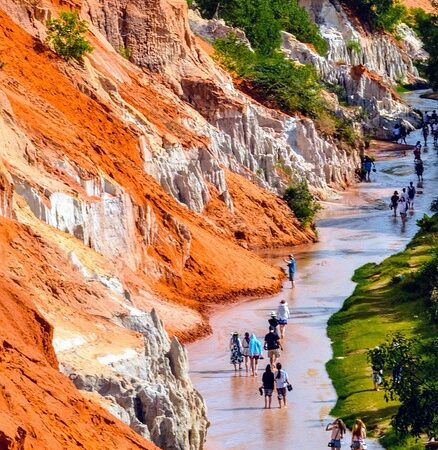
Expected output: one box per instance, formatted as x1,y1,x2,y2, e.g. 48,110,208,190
244,355,249,374
279,324,286,339
278,392,287,409
264,394,272,409
250,357,259,376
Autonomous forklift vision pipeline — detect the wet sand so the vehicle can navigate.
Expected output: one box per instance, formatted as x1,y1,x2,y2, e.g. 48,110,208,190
188,91,438,450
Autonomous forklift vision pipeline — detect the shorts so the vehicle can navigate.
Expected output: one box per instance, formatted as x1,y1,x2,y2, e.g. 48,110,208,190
372,372,382,384
277,387,286,399
350,441,362,449
331,439,341,448
250,355,260,360
268,349,280,359
288,272,295,281
278,318,288,325
242,348,250,357
263,388,273,396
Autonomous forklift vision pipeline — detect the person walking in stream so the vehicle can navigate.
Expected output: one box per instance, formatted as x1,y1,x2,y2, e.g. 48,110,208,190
326,418,347,450
390,191,399,217
268,311,279,334
284,254,296,288
414,141,422,160
415,158,424,183
249,333,263,377
398,192,409,222
407,181,416,209
276,300,291,339
264,326,282,367
351,419,367,449
229,332,243,372
432,121,438,145
275,362,290,409
260,364,275,409
242,332,251,374
422,123,429,145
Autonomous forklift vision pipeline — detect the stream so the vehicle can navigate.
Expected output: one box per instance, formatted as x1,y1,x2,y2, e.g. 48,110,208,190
187,90,438,450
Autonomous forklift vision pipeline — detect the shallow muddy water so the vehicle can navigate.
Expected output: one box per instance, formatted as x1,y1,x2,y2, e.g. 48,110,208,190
188,91,438,450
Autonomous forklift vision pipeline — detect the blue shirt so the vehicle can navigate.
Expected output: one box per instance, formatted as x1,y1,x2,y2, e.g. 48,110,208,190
287,259,296,273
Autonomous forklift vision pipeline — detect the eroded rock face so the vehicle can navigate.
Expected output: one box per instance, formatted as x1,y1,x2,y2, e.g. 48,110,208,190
66,310,208,450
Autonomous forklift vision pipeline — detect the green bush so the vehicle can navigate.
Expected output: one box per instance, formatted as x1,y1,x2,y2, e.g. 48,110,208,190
346,39,361,54
409,10,438,91
46,11,93,61
214,34,323,116
118,45,132,60
342,0,407,32
283,180,321,226
196,0,328,55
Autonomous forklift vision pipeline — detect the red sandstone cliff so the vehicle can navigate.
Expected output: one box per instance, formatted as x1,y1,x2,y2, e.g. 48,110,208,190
0,0,326,446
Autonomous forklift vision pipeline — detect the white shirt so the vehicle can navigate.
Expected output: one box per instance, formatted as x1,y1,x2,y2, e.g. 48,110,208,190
275,370,289,388
399,192,408,203
277,303,291,320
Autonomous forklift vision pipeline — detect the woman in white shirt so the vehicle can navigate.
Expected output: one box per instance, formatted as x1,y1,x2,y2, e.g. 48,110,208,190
276,300,291,339
275,362,290,408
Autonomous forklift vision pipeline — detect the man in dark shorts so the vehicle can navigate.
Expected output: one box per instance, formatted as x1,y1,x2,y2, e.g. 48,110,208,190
264,326,282,367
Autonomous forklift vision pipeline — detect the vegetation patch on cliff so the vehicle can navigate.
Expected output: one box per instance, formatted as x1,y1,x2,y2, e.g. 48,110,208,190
195,0,328,55
326,211,438,449
213,34,359,149
405,8,438,91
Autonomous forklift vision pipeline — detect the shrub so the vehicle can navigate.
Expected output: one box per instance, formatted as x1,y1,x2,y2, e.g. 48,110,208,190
342,0,407,32
411,10,438,91
283,180,321,226
196,0,328,55
416,214,433,232
214,34,323,116
346,39,361,54
118,45,132,60
46,11,93,61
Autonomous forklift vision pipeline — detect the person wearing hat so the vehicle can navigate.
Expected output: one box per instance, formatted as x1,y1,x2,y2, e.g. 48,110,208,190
284,254,296,288
276,300,291,339
229,331,243,372
268,311,279,334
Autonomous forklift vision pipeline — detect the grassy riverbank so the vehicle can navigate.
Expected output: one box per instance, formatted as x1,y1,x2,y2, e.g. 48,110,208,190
326,214,438,449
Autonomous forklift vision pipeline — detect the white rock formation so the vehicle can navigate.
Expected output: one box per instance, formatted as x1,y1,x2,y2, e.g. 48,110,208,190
63,309,208,450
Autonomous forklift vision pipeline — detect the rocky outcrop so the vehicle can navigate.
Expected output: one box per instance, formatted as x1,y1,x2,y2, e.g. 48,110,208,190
280,0,425,135
65,310,208,450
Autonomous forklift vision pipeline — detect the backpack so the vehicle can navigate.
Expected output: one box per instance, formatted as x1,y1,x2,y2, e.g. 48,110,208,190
407,186,415,198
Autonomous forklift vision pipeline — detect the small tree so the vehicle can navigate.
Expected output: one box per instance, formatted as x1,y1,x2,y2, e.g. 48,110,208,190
46,11,93,61
374,333,438,438
284,180,321,227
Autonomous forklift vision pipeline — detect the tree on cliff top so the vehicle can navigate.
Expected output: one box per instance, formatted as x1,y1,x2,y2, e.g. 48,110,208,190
196,0,328,55
46,11,93,61
411,9,438,91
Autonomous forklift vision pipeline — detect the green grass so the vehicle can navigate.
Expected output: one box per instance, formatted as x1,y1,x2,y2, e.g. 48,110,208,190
326,215,438,448
395,84,411,94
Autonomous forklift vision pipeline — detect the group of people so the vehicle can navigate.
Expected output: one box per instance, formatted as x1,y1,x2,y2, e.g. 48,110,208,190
388,127,430,222
326,418,367,450
391,122,410,144
421,110,438,146
229,260,294,409
389,181,416,220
